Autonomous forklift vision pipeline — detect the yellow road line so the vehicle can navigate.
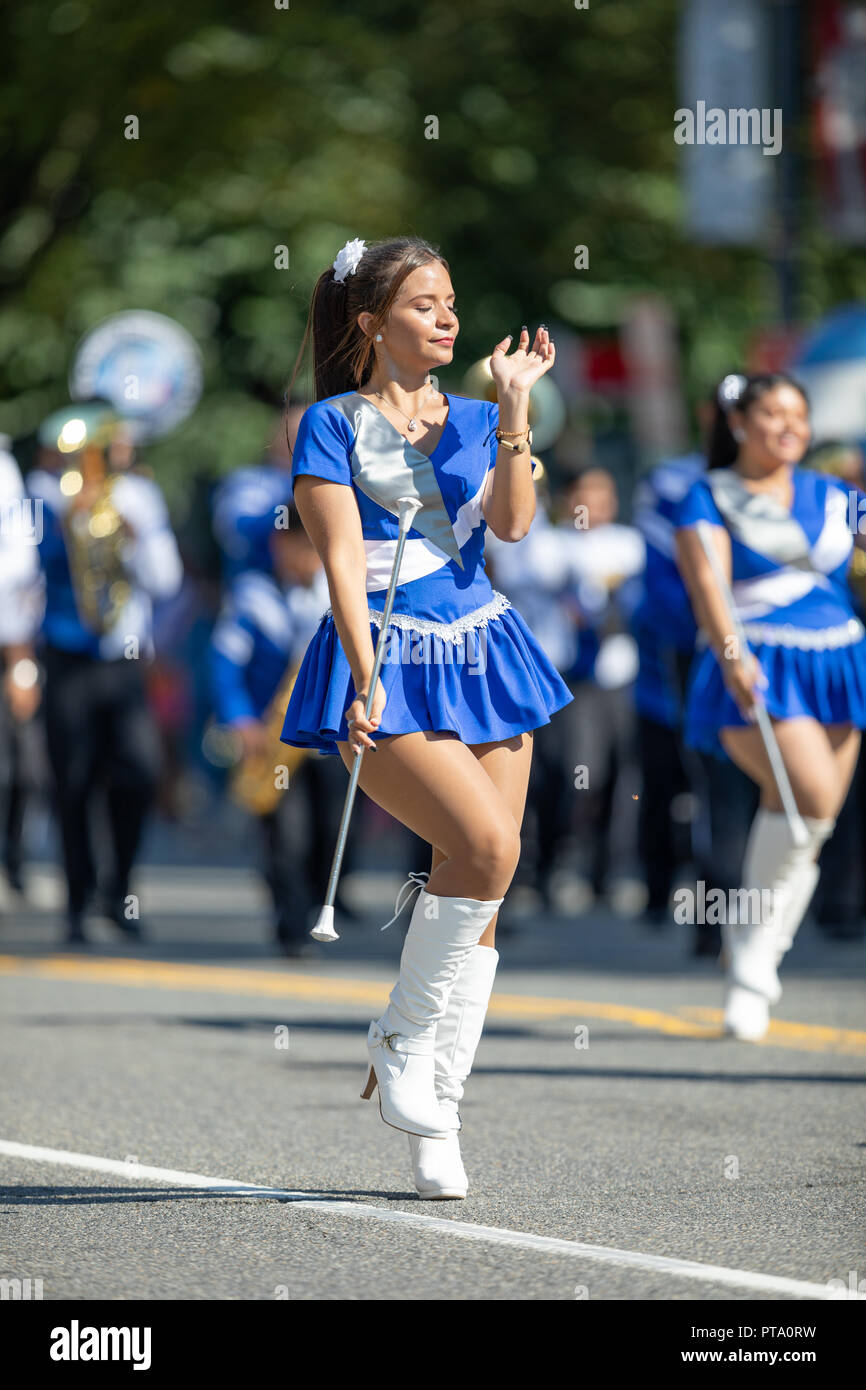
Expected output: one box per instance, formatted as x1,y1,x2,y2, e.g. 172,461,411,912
678,1006,866,1054
0,954,864,1056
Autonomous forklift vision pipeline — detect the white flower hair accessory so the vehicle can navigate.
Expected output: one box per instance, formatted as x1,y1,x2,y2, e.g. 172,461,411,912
332,238,367,284
717,373,748,411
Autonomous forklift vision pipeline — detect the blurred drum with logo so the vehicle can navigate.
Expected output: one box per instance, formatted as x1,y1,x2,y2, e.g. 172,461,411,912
70,310,203,442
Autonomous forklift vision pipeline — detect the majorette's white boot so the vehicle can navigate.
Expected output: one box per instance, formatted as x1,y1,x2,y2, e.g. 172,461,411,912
723,812,834,1042
362,883,503,1138
408,942,500,1199
769,815,834,960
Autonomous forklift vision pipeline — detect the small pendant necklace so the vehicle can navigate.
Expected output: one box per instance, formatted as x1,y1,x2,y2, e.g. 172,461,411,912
372,379,436,432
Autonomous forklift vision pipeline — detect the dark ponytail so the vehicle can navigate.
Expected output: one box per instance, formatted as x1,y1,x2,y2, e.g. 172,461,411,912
707,371,810,469
284,236,450,413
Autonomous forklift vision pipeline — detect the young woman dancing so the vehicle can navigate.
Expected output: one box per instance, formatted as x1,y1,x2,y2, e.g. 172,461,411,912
280,237,573,1197
675,372,866,1041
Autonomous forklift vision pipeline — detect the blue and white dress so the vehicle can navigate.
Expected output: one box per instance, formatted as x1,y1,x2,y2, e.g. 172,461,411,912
675,465,866,755
279,391,574,755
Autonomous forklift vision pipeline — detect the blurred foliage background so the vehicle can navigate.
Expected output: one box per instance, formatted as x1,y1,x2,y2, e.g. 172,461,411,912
2,0,865,509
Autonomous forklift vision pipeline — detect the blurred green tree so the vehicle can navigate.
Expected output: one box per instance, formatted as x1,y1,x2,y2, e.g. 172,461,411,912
1,0,863,503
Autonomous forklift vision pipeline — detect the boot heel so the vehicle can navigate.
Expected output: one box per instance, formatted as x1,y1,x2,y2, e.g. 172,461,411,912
360,1064,377,1100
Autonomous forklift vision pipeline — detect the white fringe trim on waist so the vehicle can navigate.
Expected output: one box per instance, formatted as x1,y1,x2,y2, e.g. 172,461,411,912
742,617,865,650
323,589,513,646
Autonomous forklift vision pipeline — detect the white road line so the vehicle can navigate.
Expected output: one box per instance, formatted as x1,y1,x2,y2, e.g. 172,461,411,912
1,1138,856,1300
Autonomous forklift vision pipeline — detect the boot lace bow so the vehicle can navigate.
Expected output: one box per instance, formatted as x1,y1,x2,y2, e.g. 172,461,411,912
380,870,430,932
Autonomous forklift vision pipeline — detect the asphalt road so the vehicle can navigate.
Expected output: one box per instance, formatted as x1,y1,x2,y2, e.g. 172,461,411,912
1,860,864,1302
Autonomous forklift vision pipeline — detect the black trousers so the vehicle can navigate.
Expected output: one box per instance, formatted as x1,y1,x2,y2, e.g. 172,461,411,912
42,646,163,915
637,637,760,911
0,693,14,867
258,751,360,939
527,710,573,890
812,740,865,925
637,714,759,902
0,665,51,882
694,749,760,896
555,677,639,894
637,713,692,911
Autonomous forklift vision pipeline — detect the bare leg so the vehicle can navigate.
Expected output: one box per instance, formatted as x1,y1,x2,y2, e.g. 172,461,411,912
717,719,860,1038
430,732,535,946
721,718,860,820
825,724,862,812
336,730,525,902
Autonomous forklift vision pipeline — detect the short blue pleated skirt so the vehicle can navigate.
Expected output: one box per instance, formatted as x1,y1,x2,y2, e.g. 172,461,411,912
280,603,574,756
685,633,866,758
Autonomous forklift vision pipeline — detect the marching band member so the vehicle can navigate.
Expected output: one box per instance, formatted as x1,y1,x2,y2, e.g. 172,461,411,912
631,422,760,954
0,437,42,899
280,236,573,1199
27,402,183,943
483,481,582,911
492,467,645,906
209,503,356,954
211,409,308,582
675,373,866,1040
632,449,704,924
553,467,644,902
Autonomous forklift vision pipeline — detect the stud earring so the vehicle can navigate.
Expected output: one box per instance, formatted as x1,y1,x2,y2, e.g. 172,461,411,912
733,428,746,442
375,333,383,342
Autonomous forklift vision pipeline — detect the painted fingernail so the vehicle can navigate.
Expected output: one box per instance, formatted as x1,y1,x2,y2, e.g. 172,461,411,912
521,324,528,331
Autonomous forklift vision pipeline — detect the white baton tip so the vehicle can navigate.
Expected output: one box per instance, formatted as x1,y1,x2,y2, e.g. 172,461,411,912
310,906,340,943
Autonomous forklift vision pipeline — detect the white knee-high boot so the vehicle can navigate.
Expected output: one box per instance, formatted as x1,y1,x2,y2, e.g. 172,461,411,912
771,815,834,958
362,887,503,1137
408,943,499,1199
724,811,835,1041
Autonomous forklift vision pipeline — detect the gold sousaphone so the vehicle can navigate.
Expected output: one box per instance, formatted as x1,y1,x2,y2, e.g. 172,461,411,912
227,660,310,816
39,402,131,635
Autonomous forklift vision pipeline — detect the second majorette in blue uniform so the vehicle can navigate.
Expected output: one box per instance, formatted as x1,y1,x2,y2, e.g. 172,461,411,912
279,390,574,754
676,464,866,756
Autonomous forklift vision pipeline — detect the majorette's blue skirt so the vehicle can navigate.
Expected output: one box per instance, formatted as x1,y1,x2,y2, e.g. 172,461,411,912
685,623,866,758
280,596,574,756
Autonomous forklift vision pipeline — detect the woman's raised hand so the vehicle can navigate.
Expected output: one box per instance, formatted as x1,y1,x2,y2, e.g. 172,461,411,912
489,325,555,396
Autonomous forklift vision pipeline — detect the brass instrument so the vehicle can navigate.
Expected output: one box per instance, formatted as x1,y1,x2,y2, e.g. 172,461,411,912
850,547,866,610
228,660,310,815
40,403,131,635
